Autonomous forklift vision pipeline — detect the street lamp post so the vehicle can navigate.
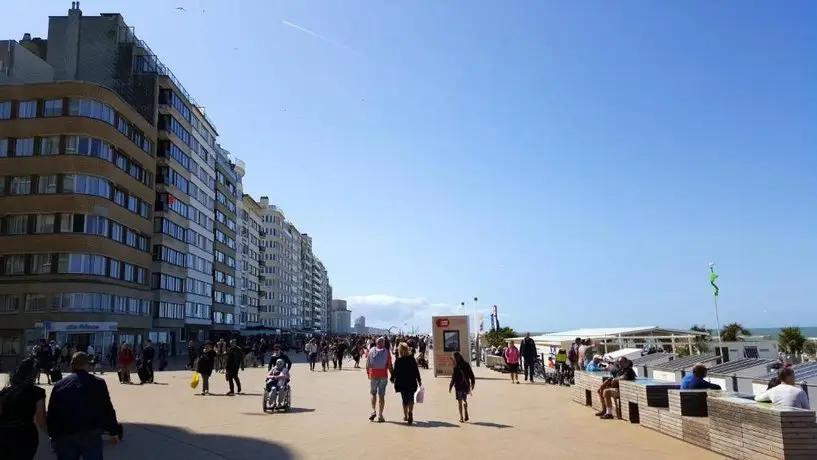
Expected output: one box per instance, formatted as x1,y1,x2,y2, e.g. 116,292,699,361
473,296,480,367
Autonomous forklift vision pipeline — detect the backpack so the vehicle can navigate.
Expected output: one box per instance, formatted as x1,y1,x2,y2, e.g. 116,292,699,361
568,346,578,362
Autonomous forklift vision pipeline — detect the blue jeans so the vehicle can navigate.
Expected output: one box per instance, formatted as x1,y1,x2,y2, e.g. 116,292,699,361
54,431,103,460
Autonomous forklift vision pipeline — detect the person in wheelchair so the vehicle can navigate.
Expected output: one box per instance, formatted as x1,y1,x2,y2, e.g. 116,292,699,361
265,359,291,408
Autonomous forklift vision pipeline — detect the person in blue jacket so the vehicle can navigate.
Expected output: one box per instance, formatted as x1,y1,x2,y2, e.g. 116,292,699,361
585,355,603,372
680,363,722,390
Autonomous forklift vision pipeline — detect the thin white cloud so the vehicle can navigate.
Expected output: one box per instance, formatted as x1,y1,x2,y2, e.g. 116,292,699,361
281,20,345,48
343,294,512,332
344,295,459,330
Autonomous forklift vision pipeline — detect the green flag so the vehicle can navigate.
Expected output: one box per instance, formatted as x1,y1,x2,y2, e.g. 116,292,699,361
709,266,719,297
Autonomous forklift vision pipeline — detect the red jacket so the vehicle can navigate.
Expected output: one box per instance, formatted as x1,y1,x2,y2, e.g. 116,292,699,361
118,349,135,367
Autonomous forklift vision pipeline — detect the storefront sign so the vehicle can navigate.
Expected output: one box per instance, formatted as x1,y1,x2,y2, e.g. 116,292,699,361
431,315,470,378
35,322,118,332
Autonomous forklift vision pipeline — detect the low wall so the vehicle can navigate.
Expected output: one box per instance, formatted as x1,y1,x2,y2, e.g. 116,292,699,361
569,373,817,459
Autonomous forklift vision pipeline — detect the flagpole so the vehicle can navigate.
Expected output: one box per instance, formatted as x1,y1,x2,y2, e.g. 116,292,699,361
713,295,722,346
710,262,722,346
473,296,480,367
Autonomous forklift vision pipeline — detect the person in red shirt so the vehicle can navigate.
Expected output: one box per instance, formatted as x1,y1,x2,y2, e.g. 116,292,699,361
117,343,135,384
366,337,393,422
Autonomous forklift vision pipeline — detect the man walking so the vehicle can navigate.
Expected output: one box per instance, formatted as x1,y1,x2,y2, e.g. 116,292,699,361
215,338,227,373
225,339,244,395
48,352,121,458
142,340,156,383
366,337,393,422
519,332,538,383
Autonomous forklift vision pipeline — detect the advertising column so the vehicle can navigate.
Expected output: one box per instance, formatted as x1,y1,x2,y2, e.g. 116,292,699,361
431,315,471,378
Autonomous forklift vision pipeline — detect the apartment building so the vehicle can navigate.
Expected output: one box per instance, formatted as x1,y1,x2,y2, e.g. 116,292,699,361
0,81,157,362
153,77,219,348
238,192,263,329
258,197,298,330
300,234,316,329
212,146,240,336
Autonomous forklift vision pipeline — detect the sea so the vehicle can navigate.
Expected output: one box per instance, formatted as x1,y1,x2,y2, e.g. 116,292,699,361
530,327,817,340
718,327,817,340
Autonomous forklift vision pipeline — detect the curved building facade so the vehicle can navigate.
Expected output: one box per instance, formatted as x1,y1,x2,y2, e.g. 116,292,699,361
0,81,157,357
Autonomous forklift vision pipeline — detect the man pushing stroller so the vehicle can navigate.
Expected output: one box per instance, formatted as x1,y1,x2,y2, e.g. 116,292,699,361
265,359,291,409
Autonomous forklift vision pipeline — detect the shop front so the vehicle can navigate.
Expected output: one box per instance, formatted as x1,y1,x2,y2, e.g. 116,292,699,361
26,321,118,355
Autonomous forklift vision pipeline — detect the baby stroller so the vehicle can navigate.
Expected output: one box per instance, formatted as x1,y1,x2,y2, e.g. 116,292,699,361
262,379,291,413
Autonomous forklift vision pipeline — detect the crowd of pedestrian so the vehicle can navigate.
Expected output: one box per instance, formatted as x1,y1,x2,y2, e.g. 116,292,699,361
0,352,121,460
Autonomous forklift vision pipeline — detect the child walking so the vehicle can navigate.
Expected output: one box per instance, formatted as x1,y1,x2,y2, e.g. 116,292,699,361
448,351,476,422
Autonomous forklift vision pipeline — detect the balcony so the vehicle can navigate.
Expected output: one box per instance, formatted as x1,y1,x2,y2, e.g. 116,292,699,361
259,260,266,267
259,246,266,253
260,230,267,238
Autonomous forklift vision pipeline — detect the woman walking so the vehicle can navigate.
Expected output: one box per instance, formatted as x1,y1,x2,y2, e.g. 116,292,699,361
449,351,476,423
196,341,217,396
504,340,521,384
0,358,48,460
391,342,422,424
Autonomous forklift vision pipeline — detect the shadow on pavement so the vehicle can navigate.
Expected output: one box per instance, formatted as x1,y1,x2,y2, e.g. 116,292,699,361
240,407,316,416
387,420,460,428
35,423,296,460
469,421,513,429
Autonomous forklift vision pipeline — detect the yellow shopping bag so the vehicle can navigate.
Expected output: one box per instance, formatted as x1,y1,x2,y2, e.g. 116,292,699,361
190,372,201,389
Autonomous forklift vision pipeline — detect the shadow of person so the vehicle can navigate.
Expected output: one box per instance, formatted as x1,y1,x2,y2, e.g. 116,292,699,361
34,423,297,460
469,421,513,429
386,420,460,428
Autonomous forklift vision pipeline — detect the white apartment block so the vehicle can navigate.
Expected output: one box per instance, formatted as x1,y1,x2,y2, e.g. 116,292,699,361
300,235,330,332
258,197,297,329
237,192,263,329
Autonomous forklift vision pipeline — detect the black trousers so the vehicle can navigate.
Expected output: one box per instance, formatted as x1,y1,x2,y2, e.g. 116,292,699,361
145,360,154,382
225,367,241,393
523,357,535,381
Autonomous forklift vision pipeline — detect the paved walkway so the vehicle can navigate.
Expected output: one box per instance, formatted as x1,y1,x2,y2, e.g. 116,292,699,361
20,358,724,459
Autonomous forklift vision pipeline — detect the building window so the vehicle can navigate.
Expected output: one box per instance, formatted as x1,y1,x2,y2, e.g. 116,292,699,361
30,254,53,274
0,138,7,157
17,100,37,119
0,102,10,119
3,255,26,275
37,175,58,194
6,215,28,235
14,138,34,157
9,176,31,195
34,215,55,234
43,99,63,117
40,136,60,156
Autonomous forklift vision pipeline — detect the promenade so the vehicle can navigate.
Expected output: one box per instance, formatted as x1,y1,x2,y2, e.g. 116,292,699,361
23,358,723,460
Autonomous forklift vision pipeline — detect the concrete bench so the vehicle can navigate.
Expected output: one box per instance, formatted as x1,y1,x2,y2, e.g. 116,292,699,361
572,372,609,411
708,396,817,460
618,379,680,427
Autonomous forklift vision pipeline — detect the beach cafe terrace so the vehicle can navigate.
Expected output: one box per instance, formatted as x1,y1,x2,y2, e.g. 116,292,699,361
507,326,710,354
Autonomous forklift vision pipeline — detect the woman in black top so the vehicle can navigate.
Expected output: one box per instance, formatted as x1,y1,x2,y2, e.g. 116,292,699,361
196,341,217,396
0,358,48,460
449,351,475,423
391,342,422,424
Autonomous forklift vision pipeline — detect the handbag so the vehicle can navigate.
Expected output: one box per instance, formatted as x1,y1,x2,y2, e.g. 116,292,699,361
415,386,425,404
190,372,201,389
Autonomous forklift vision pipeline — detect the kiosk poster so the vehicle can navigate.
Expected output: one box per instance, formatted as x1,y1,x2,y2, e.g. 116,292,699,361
431,315,470,378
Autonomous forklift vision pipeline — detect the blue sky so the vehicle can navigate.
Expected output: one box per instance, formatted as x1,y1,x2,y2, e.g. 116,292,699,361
6,1,817,332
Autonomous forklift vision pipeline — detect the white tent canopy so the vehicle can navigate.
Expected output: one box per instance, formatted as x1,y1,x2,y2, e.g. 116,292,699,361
505,326,709,352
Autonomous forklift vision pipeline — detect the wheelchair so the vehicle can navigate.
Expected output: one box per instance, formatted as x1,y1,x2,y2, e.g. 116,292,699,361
262,380,291,413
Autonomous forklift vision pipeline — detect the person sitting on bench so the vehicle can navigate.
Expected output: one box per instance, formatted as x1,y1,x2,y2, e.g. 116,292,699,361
595,357,636,420
680,363,721,390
